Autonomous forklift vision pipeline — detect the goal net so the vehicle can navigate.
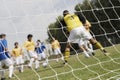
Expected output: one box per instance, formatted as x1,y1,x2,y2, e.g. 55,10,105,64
0,0,120,80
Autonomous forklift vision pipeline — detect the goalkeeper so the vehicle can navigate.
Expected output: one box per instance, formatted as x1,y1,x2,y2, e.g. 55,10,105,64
62,10,109,64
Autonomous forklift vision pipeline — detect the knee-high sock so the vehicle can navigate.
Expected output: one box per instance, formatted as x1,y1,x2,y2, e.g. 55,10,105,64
45,59,48,63
64,51,70,61
35,60,39,69
89,43,93,52
9,65,14,78
94,42,104,50
28,58,34,67
20,65,23,72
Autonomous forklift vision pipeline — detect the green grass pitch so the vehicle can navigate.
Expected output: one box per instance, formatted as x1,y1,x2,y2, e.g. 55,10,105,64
4,44,120,80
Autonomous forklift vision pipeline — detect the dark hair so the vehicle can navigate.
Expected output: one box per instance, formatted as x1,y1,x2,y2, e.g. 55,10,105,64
0,34,2,38
63,10,69,16
14,42,18,45
1,33,6,38
37,40,41,42
27,34,33,39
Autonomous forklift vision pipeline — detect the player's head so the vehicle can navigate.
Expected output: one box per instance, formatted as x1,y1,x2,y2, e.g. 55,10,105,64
1,33,6,39
37,40,41,43
0,34,2,39
63,10,69,16
27,34,33,41
14,42,18,47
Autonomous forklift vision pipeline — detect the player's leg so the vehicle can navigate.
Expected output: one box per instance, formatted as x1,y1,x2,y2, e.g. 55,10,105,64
41,52,48,63
37,54,41,61
34,52,39,69
64,42,70,64
64,29,78,64
87,41,93,52
41,52,48,67
58,48,64,60
78,39,90,57
89,39,108,55
28,51,35,68
19,56,24,72
3,58,14,78
41,52,46,62
54,49,59,62
81,26,108,55
87,41,95,56
15,57,21,72
35,59,39,70
83,40,94,56
0,62,6,80
41,52,46,60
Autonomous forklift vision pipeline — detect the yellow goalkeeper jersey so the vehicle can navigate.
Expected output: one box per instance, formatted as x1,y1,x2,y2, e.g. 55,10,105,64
51,40,60,49
12,47,22,57
24,41,35,51
64,14,83,32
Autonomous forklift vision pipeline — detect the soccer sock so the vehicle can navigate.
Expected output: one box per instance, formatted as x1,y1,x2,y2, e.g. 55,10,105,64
64,51,70,62
9,65,14,78
45,59,48,63
28,58,34,67
94,42,104,50
56,58,59,62
89,43,94,52
20,65,23,72
94,42,108,53
35,60,39,69
83,50,90,57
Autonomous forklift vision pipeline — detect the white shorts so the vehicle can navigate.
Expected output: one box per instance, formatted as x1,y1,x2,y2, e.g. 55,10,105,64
37,52,46,60
28,51,37,58
78,38,89,46
1,58,13,67
15,56,24,65
68,26,92,43
54,48,61,55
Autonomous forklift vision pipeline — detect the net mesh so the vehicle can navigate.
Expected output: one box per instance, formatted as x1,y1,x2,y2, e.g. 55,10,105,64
0,0,120,80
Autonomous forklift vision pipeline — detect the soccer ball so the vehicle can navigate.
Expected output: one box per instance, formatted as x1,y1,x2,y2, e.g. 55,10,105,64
42,62,47,68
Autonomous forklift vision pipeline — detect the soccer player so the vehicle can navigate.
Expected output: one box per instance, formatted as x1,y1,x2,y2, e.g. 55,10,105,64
24,34,39,69
84,20,94,55
62,10,109,64
35,40,46,60
0,34,14,79
78,20,95,57
12,42,24,73
35,40,48,66
51,38,63,62
0,34,10,58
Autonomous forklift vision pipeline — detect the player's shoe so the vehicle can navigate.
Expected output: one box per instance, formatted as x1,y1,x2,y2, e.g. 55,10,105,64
102,49,110,56
8,74,15,79
19,69,23,73
92,52,95,56
63,60,67,66
28,66,31,69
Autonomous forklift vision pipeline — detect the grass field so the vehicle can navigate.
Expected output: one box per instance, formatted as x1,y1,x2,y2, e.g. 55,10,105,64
4,44,120,80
